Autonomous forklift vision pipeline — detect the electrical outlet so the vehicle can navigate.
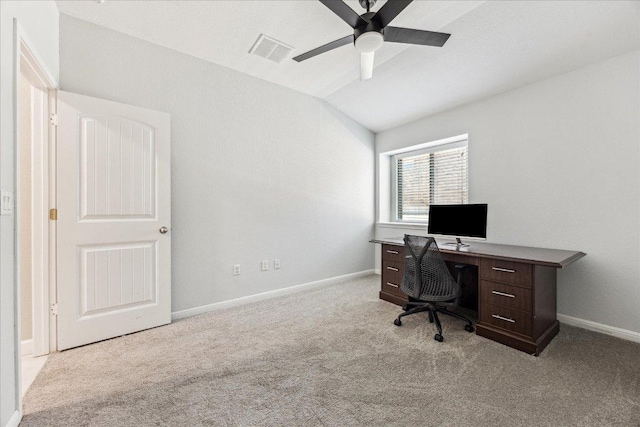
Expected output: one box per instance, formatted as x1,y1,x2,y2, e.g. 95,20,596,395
261,260,269,271
274,259,280,269
233,264,241,276
1,191,14,216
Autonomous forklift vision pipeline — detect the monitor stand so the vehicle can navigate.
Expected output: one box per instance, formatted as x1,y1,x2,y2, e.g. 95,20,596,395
440,238,469,248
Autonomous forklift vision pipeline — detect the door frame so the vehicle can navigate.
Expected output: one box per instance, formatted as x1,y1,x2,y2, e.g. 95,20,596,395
13,18,58,408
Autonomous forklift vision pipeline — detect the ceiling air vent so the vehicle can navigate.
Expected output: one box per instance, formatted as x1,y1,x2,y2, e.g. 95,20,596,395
250,34,294,64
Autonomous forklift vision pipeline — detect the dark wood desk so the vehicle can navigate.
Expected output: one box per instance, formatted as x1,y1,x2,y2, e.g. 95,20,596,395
371,238,586,355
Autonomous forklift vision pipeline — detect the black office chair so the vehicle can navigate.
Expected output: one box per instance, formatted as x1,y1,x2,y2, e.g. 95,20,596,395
393,234,474,342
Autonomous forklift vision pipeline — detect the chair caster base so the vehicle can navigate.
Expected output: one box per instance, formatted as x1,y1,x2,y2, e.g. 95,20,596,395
394,318,402,326
402,305,410,311
465,324,474,333
434,333,443,342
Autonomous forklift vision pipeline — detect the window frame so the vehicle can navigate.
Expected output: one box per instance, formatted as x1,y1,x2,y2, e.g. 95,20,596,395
391,136,469,223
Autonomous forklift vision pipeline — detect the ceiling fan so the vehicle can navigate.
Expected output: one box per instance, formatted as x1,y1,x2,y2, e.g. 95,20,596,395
293,0,451,81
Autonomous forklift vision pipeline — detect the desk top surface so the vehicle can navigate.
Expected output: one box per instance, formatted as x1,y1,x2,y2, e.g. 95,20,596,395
370,238,585,268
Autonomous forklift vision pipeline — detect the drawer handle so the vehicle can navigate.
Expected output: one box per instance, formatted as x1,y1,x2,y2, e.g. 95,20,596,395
386,266,399,272
492,290,516,298
492,314,515,323
386,282,399,288
386,250,399,254
492,267,516,273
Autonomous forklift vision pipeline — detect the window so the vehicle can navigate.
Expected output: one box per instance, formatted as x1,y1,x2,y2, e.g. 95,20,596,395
393,138,468,222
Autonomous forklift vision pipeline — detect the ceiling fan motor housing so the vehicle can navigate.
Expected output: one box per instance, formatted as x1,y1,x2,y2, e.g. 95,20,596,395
354,13,384,53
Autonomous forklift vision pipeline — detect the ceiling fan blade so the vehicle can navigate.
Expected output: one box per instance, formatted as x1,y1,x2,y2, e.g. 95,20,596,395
360,52,375,81
372,0,413,27
292,35,355,62
319,0,368,29
384,26,451,47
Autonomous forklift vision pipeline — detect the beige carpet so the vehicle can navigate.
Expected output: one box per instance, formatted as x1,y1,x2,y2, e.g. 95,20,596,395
22,275,640,426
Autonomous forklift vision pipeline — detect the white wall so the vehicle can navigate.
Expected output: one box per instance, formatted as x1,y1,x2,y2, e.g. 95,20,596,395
0,2,59,426
59,15,375,314
375,50,640,334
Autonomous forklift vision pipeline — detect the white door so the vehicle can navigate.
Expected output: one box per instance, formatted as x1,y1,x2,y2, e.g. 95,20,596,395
57,91,171,350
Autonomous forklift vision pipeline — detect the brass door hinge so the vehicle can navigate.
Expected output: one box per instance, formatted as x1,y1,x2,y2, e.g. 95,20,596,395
49,208,57,220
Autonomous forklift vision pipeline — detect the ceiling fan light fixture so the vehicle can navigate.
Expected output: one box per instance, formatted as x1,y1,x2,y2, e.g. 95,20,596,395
354,31,384,53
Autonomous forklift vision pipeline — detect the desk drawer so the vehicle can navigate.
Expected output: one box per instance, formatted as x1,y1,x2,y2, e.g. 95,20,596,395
480,303,532,337
382,260,403,280
382,279,403,296
480,280,532,313
382,245,404,263
480,259,532,288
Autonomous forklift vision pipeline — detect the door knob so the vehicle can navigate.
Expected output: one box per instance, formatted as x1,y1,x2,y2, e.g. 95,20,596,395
159,226,169,234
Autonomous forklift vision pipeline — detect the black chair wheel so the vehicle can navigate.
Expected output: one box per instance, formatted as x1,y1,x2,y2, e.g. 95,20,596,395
394,318,402,326
465,324,474,333
434,333,443,342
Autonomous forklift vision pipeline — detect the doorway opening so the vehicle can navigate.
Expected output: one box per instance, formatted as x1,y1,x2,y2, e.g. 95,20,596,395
18,68,47,394
15,23,58,403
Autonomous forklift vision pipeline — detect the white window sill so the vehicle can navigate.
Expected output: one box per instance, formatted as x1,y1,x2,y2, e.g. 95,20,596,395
375,222,428,231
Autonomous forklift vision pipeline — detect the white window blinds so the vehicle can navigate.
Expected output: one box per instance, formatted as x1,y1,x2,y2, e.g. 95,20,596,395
395,141,468,221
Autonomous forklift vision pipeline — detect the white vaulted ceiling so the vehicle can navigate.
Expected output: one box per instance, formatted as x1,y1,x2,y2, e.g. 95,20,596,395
56,0,640,132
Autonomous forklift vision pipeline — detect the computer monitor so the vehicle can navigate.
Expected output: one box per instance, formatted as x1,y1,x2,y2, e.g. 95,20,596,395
427,204,488,247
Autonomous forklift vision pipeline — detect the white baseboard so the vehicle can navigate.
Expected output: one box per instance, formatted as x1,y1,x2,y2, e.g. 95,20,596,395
6,410,22,427
21,339,33,356
374,269,381,275
558,314,640,344
172,269,376,321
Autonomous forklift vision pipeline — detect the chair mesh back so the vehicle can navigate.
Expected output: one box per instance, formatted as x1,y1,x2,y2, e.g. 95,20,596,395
400,235,460,302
